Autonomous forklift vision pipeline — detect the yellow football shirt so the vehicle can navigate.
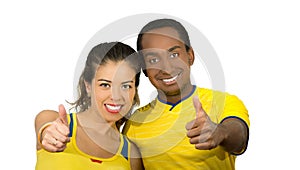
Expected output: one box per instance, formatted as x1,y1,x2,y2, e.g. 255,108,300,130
36,113,131,170
124,86,249,169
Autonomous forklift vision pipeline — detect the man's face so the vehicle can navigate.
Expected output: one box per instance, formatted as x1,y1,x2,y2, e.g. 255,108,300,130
140,27,194,99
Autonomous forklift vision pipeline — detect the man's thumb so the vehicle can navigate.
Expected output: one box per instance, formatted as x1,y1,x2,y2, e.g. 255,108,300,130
58,104,68,125
193,96,203,118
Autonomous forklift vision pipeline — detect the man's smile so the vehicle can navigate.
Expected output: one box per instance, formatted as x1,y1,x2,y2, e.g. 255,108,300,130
160,72,182,85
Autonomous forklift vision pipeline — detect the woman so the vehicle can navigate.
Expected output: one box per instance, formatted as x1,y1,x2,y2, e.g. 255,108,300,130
35,42,144,169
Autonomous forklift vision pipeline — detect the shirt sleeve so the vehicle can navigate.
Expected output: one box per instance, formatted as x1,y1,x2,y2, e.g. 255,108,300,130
220,94,250,127
219,94,250,155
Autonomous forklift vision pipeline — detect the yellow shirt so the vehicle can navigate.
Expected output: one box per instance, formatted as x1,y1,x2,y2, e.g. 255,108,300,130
124,86,250,170
36,113,131,170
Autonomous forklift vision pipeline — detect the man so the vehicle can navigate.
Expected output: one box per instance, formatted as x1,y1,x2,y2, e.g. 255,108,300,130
123,18,249,169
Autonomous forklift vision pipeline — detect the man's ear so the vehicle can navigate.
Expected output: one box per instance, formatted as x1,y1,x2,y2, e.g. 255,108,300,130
187,47,195,65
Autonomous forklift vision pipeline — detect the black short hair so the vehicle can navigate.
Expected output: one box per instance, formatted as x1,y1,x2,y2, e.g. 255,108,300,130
137,18,191,52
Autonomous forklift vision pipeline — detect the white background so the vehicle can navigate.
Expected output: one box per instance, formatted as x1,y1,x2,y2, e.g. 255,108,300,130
1,0,299,169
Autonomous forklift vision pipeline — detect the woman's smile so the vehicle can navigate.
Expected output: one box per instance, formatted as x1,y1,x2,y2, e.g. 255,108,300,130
104,104,123,114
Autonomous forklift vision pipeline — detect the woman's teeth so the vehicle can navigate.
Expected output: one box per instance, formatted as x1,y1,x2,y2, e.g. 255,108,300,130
106,104,121,111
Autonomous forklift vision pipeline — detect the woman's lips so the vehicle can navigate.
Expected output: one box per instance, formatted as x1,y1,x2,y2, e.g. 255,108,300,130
105,104,122,114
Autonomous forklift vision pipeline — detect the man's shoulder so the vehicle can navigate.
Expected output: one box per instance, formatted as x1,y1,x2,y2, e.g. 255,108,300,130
197,87,232,98
127,100,157,124
137,103,152,112
136,99,158,112
197,87,222,94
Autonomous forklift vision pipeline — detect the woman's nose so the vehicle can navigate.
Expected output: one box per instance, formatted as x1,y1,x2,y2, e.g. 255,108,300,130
110,87,122,101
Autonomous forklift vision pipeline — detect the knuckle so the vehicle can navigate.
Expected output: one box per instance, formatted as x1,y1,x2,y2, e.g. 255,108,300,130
186,132,192,138
41,140,47,147
208,141,217,150
52,148,59,152
190,138,195,144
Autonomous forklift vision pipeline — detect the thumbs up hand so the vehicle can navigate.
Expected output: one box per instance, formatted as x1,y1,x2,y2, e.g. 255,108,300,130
186,96,226,150
41,104,70,152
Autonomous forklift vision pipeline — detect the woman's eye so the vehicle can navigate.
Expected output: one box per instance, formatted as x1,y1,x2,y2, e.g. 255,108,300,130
122,84,132,89
100,83,110,88
170,53,179,58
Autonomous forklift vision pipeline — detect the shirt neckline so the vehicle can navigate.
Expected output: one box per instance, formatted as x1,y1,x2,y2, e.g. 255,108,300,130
157,85,196,111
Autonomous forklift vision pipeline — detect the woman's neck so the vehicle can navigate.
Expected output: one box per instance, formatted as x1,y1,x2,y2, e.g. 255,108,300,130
77,110,119,136
76,111,121,156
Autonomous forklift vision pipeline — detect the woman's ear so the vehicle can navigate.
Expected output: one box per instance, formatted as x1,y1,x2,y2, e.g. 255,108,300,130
84,80,91,97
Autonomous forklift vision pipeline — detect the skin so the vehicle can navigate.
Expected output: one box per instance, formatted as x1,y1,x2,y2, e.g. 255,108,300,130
84,60,136,127
141,27,195,104
35,60,143,170
140,27,248,153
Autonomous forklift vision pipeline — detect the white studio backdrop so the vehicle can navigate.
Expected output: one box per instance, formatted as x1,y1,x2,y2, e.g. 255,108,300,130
0,0,299,169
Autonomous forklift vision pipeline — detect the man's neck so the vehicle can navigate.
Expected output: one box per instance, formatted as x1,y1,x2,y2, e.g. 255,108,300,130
157,85,195,104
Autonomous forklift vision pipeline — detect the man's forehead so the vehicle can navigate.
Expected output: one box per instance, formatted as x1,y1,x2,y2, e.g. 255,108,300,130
141,48,167,54
141,46,181,54
143,27,181,42
141,28,185,52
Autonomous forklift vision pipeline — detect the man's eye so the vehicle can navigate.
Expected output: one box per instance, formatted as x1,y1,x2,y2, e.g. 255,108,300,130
100,83,110,88
170,53,179,58
122,84,132,89
149,58,160,64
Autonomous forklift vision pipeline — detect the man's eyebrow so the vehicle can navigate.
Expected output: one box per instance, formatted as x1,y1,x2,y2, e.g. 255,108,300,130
144,51,158,58
168,46,181,52
144,46,181,57
98,79,111,83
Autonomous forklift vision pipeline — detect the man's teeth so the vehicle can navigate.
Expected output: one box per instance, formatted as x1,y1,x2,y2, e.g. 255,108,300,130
106,105,121,110
162,74,179,83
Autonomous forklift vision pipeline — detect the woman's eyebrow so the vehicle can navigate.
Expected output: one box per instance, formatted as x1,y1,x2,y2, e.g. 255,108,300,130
98,79,111,83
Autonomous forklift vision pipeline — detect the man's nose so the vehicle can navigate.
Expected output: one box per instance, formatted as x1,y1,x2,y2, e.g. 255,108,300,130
160,57,173,74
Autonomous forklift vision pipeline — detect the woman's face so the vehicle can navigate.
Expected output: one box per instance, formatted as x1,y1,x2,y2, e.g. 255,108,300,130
86,60,136,124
